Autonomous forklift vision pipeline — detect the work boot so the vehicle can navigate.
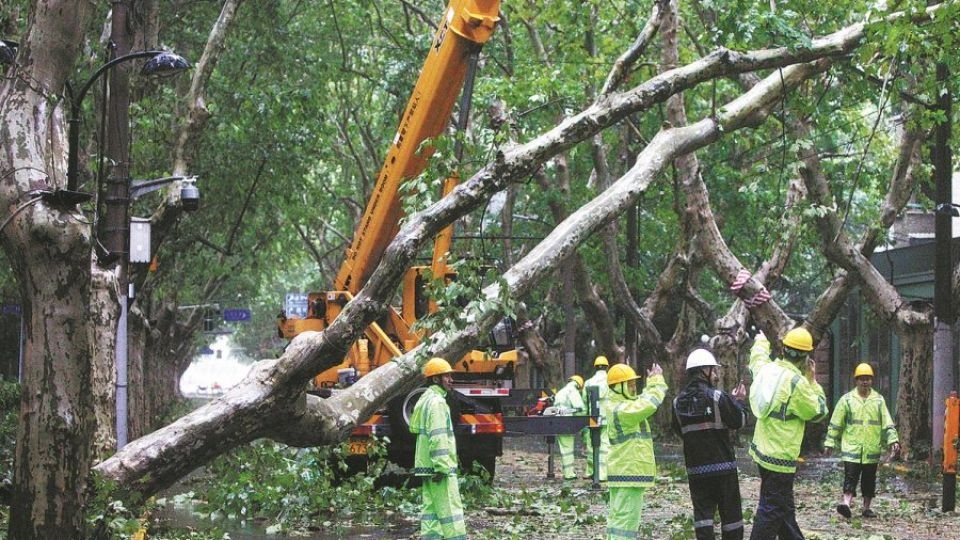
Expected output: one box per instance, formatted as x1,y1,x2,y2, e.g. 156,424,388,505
861,508,877,518
836,503,851,518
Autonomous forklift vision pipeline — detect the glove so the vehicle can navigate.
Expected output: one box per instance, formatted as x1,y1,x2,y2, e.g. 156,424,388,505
431,472,447,482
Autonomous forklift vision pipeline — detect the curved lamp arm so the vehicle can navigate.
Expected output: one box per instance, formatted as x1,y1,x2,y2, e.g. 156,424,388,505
66,51,190,193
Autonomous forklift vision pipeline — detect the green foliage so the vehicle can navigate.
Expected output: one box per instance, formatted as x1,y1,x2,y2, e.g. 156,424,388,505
412,257,516,354
184,439,419,535
84,472,146,539
0,380,18,488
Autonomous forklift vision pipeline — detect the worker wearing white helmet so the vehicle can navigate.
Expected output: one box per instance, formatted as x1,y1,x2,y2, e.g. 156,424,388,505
672,348,748,539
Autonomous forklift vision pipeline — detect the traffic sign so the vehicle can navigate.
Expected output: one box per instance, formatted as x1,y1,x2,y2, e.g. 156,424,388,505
223,308,251,322
285,293,309,319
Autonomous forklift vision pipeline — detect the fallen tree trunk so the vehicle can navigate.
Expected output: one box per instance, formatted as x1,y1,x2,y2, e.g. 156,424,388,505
96,49,837,497
95,1,953,498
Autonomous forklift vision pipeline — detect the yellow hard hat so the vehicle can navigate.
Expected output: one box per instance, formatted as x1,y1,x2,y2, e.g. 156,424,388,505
854,363,874,378
782,327,814,352
423,357,453,378
594,355,609,367
569,375,585,388
607,364,640,386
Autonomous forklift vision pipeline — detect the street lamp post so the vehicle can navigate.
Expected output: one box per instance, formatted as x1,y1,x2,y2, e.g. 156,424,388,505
65,51,190,194
59,32,189,448
36,49,189,209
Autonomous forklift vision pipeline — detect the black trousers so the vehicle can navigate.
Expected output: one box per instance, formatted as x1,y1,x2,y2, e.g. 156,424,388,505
842,462,878,498
690,473,744,540
749,466,804,540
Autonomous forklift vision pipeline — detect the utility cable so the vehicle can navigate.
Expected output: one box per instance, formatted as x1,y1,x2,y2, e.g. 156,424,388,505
0,192,46,234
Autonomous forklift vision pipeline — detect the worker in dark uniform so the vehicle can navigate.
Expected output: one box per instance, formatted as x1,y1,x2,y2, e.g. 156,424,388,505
672,348,748,539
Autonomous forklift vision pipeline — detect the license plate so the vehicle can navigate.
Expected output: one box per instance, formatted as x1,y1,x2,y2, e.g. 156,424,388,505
348,440,369,455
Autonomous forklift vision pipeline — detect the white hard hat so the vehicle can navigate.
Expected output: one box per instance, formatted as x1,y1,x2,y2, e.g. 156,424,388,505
686,349,720,370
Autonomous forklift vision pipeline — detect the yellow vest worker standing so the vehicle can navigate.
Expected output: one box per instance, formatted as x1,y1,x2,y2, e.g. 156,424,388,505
410,357,466,540
748,328,828,540
554,375,586,480
824,362,900,519
584,356,611,481
604,362,667,539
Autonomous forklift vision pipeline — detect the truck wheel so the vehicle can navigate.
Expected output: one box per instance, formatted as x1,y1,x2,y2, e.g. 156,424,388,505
387,388,425,443
393,387,426,431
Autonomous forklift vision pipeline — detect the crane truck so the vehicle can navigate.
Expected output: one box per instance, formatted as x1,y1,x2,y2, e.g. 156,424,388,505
277,0,516,478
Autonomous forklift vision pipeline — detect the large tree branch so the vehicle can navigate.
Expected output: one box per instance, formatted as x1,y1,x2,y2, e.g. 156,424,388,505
95,49,834,496
94,1,960,494
796,116,928,329
599,0,668,96
149,0,244,253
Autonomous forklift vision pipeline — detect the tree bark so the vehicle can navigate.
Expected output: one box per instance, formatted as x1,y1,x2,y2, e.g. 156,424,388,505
896,327,933,455
3,2,98,536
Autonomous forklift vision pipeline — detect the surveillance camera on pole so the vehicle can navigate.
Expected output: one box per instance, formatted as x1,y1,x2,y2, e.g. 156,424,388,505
179,177,200,211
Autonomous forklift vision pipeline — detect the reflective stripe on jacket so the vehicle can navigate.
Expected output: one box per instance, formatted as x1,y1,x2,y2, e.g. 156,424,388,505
824,388,898,464
409,385,458,476
748,336,828,473
554,380,586,414
604,373,667,488
671,377,747,478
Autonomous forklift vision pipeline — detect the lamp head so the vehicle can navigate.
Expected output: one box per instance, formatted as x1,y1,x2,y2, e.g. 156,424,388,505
936,203,960,217
0,40,18,65
140,51,191,78
180,177,200,211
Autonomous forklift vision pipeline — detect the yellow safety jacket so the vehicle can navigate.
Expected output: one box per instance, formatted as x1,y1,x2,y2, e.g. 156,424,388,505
583,370,609,418
824,388,898,464
748,336,828,473
604,373,668,488
409,384,458,476
554,380,586,414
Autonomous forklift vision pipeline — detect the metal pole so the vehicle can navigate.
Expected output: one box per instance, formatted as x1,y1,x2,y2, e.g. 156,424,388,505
546,435,556,478
106,0,133,450
587,386,601,490
17,311,24,383
932,59,954,506
933,59,954,464
116,284,130,448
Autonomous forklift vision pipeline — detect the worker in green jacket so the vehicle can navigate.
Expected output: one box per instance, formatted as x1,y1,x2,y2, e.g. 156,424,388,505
554,374,586,481
748,328,829,540
604,362,667,539
584,355,611,481
409,357,466,540
824,362,900,519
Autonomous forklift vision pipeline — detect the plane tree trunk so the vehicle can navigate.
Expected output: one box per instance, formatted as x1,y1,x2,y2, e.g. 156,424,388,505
2,4,98,538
